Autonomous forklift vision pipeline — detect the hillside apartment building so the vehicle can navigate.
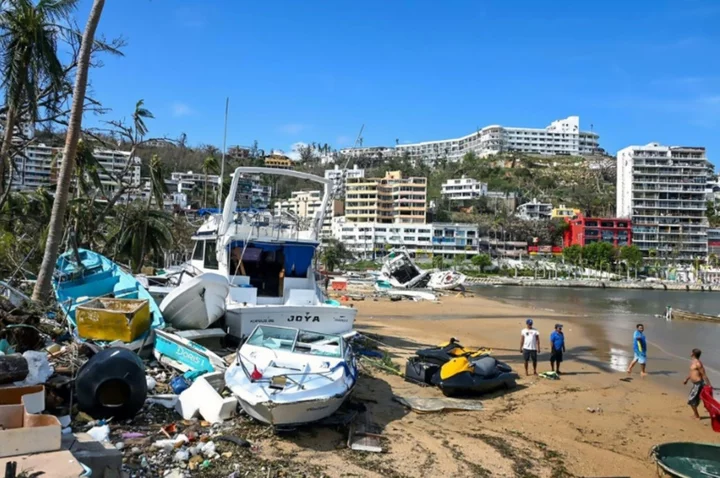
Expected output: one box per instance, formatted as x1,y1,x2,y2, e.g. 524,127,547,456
345,171,427,224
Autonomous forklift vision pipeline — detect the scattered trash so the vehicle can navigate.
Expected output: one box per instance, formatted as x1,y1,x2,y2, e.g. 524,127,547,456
586,407,603,413
121,432,145,439
146,394,178,409
87,424,110,442
14,351,53,386
176,372,237,423
75,347,147,419
173,449,190,462
539,371,560,380
393,395,484,413
170,375,190,394
146,375,157,390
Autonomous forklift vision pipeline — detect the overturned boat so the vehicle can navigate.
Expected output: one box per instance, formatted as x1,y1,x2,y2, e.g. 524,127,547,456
159,272,229,330
380,249,466,291
652,442,720,477
225,325,357,426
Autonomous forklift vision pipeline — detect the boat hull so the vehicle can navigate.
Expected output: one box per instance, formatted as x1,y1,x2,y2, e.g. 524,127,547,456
238,389,352,426
653,442,720,478
224,304,356,340
160,273,229,330
427,271,466,290
670,308,720,323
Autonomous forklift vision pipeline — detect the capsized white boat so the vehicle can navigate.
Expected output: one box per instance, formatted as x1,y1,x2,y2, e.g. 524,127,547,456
427,270,466,290
224,325,357,426
380,249,465,291
374,283,437,301
159,273,229,330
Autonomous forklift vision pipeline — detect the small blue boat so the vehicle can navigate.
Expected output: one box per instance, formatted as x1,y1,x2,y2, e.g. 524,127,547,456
53,248,164,331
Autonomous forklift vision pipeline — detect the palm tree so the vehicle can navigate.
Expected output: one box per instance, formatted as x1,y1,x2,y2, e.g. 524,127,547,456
133,154,169,272
201,155,219,208
105,205,173,272
0,0,77,197
32,0,106,302
132,99,153,143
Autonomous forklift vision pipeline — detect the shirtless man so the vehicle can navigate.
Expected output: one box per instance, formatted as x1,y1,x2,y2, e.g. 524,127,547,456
683,348,712,420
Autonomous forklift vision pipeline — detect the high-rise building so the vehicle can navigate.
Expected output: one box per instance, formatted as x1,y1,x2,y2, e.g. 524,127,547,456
324,164,365,197
396,116,599,162
345,171,427,224
617,143,709,261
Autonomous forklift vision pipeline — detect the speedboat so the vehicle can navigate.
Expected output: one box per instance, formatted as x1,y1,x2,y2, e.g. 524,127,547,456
180,167,357,339
224,324,357,426
53,248,164,331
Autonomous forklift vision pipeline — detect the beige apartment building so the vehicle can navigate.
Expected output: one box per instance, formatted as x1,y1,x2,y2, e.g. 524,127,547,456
345,171,427,224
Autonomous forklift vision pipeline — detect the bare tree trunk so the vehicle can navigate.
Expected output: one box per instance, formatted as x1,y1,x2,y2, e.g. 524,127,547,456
0,106,17,196
32,0,106,302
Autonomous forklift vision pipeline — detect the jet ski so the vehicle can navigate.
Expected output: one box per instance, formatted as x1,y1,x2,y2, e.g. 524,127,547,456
431,355,518,397
415,338,492,366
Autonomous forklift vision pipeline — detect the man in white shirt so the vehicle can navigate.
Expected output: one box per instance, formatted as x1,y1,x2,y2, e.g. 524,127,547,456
520,319,540,376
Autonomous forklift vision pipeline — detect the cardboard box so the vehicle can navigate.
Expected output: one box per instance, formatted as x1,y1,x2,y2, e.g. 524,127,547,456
0,384,45,414
0,404,61,458
0,450,87,477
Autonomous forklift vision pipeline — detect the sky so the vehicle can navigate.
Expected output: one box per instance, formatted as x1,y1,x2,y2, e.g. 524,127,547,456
73,0,720,161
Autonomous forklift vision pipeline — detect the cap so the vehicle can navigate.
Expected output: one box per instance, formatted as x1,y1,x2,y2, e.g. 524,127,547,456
526,319,533,325
555,323,563,329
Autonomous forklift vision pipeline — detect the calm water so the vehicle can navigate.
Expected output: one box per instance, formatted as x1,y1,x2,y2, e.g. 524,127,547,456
472,286,720,391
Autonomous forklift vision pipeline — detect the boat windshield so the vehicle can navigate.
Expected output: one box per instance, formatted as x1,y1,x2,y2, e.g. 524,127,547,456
246,326,343,357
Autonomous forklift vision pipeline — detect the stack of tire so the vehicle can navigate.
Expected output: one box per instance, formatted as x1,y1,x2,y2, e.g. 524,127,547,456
404,338,518,396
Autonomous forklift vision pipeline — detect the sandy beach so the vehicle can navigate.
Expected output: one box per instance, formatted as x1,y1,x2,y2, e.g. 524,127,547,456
246,293,717,478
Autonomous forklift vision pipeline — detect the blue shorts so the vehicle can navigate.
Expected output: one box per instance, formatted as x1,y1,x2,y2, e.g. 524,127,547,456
634,353,646,364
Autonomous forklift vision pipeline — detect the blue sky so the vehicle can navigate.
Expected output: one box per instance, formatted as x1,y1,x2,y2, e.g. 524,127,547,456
75,0,720,160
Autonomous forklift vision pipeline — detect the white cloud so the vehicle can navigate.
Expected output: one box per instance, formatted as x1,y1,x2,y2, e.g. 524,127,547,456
286,142,308,161
278,123,308,135
171,102,193,117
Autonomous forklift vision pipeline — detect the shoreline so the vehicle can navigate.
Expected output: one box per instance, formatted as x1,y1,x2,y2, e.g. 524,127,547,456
242,293,717,477
466,276,720,292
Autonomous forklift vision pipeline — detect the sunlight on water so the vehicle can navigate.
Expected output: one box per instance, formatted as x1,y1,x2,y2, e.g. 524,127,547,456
608,347,631,372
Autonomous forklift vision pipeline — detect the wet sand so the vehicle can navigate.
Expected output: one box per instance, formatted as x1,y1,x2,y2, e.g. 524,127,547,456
255,294,717,478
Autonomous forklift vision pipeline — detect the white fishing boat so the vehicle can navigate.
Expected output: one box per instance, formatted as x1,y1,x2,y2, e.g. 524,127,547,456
380,249,466,291
182,167,357,339
224,325,357,426
159,273,230,330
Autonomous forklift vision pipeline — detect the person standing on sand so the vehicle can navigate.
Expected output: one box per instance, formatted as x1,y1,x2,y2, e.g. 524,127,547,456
550,324,566,374
684,348,712,420
626,324,647,376
520,319,540,376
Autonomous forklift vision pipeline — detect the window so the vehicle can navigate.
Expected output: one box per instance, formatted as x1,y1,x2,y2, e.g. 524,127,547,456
192,241,204,261
204,241,219,270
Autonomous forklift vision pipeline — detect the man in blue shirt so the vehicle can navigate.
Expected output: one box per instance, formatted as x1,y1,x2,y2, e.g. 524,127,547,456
550,324,566,374
626,323,647,377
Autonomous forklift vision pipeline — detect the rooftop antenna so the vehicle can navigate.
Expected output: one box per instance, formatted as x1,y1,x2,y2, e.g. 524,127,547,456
218,97,229,211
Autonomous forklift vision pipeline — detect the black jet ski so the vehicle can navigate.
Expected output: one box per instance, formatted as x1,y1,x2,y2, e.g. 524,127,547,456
415,338,491,366
431,355,518,396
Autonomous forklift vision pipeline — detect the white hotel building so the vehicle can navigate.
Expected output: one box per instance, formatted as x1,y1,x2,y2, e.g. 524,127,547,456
324,164,365,196
332,218,478,260
441,176,487,201
12,144,141,194
396,116,599,163
617,143,709,262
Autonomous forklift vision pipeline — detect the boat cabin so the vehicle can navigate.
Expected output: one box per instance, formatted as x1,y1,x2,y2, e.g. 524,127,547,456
225,239,321,306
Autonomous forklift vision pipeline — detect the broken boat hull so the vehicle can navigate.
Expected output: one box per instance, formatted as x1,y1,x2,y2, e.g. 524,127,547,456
160,273,229,330
238,389,352,426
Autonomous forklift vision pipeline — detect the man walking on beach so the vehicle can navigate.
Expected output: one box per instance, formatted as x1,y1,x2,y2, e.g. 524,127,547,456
550,324,566,374
684,348,712,420
520,319,540,376
626,324,647,377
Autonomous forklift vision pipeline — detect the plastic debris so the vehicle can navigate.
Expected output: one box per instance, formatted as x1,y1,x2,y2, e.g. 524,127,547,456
201,441,217,458
173,450,190,462
121,432,145,439
115,442,125,450
146,375,157,390
87,424,110,442
146,394,178,408
14,350,53,386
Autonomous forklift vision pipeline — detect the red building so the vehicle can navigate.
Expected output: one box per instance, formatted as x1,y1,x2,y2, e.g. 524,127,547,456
563,216,632,248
